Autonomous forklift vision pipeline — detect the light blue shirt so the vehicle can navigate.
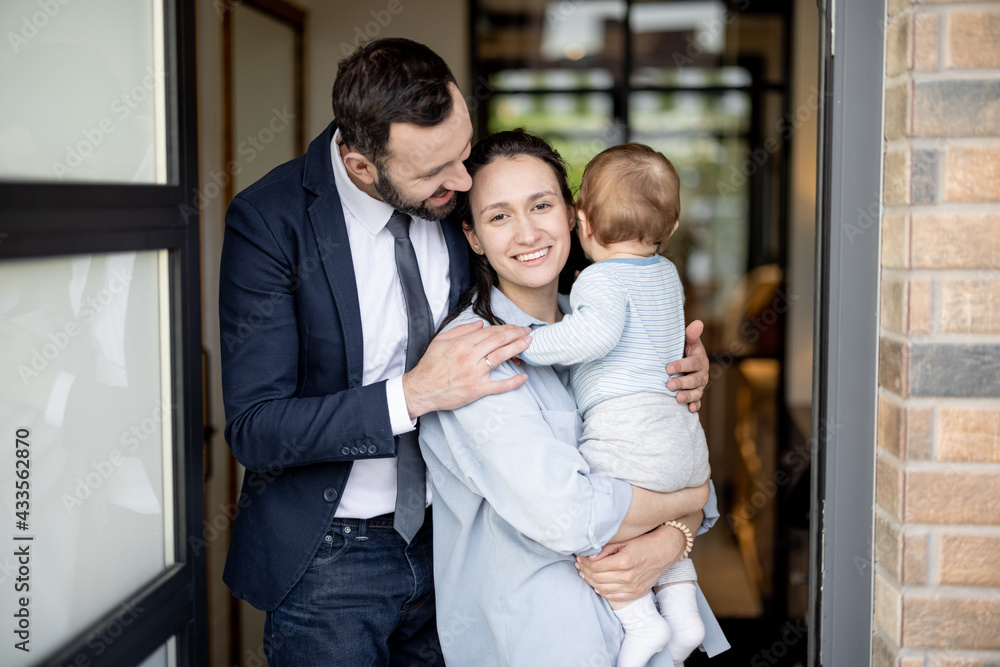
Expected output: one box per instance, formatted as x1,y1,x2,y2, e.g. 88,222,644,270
520,255,686,416
419,288,729,666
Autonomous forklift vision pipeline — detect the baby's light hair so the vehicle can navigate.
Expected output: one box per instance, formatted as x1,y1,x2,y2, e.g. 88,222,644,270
576,144,681,251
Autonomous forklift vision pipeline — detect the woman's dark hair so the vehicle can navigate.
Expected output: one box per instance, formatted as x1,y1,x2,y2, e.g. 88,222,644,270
444,129,576,328
332,38,457,167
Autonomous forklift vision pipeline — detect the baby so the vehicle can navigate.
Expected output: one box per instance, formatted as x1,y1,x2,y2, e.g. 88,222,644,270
520,143,710,666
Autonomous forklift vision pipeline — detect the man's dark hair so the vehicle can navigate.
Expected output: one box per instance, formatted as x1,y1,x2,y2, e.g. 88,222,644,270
332,38,458,166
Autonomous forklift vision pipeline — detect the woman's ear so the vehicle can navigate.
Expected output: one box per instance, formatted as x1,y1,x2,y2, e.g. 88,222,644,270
342,150,378,186
463,222,483,255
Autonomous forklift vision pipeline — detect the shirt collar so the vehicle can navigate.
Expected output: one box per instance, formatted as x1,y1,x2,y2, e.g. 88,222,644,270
603,255,658,265
485,287,571,328
330,129,394,236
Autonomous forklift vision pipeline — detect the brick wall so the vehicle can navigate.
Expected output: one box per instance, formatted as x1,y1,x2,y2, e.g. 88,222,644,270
875,0,1000,665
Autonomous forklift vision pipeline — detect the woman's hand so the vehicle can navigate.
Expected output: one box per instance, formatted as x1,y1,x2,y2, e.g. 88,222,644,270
667,319,709,412
575,511,702,603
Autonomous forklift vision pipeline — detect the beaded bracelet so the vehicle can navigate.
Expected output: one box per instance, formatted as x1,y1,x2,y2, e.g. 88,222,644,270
663,520,694,559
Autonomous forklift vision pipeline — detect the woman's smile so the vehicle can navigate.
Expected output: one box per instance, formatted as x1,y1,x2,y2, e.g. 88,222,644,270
514,246,551,263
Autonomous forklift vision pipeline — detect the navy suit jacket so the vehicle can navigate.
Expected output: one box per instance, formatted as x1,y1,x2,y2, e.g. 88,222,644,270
218,121,471,610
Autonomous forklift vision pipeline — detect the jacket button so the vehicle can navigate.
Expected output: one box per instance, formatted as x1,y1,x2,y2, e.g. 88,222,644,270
367,445,377,454
350,446,359,456
323,487,338,502
341,447,350,456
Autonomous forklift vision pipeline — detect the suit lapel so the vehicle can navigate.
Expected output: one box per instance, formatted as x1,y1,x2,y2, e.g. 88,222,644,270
304,122,365,389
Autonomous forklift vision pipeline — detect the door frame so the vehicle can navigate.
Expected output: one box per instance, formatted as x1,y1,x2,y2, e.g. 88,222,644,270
810,0,885,663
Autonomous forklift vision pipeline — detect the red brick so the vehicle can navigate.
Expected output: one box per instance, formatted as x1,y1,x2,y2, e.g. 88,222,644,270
948,11,1000,69
880,337,910,398
885,149,912,206
940,279,1000,333
903,593,1000,649
887,13,912,77
931,657,995,667
905,469,1000,524
902,529,929,586
914,12,939,72
882,278,907,335
876,574,903,643
909,279,932,335
911,213,1000,269
876,511,903,581
905,406,934,461
945,147,1000,202
937,408,1000,462
880,394,905,458
939,534,1000,586
878,454,905,521
887,0,910,15
873,630,897,667
882,212,910,269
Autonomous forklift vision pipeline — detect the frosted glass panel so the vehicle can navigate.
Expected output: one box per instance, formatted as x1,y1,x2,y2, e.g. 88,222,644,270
0,0,167,183
0,250,173,665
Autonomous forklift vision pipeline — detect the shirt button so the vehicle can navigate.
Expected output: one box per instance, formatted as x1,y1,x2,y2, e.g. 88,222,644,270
323,487,338,502
341,447,350,456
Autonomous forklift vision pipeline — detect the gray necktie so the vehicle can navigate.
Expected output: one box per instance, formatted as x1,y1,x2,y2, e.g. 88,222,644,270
386,211,433,542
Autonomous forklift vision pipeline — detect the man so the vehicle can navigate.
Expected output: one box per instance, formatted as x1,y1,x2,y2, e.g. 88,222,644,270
218,38,709,665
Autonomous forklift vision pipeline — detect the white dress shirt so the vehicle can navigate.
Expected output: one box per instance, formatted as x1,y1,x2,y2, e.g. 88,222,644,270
329,130,451,518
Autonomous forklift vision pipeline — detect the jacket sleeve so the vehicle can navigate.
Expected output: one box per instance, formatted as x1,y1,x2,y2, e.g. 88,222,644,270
219,195,396,473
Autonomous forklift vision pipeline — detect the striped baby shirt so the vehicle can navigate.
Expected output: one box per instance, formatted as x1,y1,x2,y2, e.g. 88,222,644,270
520,254,686,416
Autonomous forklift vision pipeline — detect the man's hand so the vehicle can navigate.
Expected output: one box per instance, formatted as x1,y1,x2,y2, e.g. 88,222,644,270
666,319,708,413
574,524,688,603
402,321,532,419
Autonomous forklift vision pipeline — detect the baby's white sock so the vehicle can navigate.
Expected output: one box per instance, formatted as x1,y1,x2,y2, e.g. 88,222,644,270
655,583,705,665
614,591,671,667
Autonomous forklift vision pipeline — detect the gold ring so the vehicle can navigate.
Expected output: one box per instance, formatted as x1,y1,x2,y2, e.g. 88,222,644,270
484,358,493,371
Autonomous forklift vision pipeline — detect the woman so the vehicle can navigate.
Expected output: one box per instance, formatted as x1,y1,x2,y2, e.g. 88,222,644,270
418,130,729,665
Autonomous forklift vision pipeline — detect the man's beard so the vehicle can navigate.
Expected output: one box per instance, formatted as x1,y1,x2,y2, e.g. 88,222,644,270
372,164,457,221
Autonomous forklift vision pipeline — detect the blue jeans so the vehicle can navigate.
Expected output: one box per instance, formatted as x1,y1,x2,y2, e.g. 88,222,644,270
263,510,443,666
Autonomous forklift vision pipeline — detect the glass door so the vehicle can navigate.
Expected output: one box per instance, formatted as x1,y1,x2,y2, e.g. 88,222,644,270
472,1,809,661
0,0,204,664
